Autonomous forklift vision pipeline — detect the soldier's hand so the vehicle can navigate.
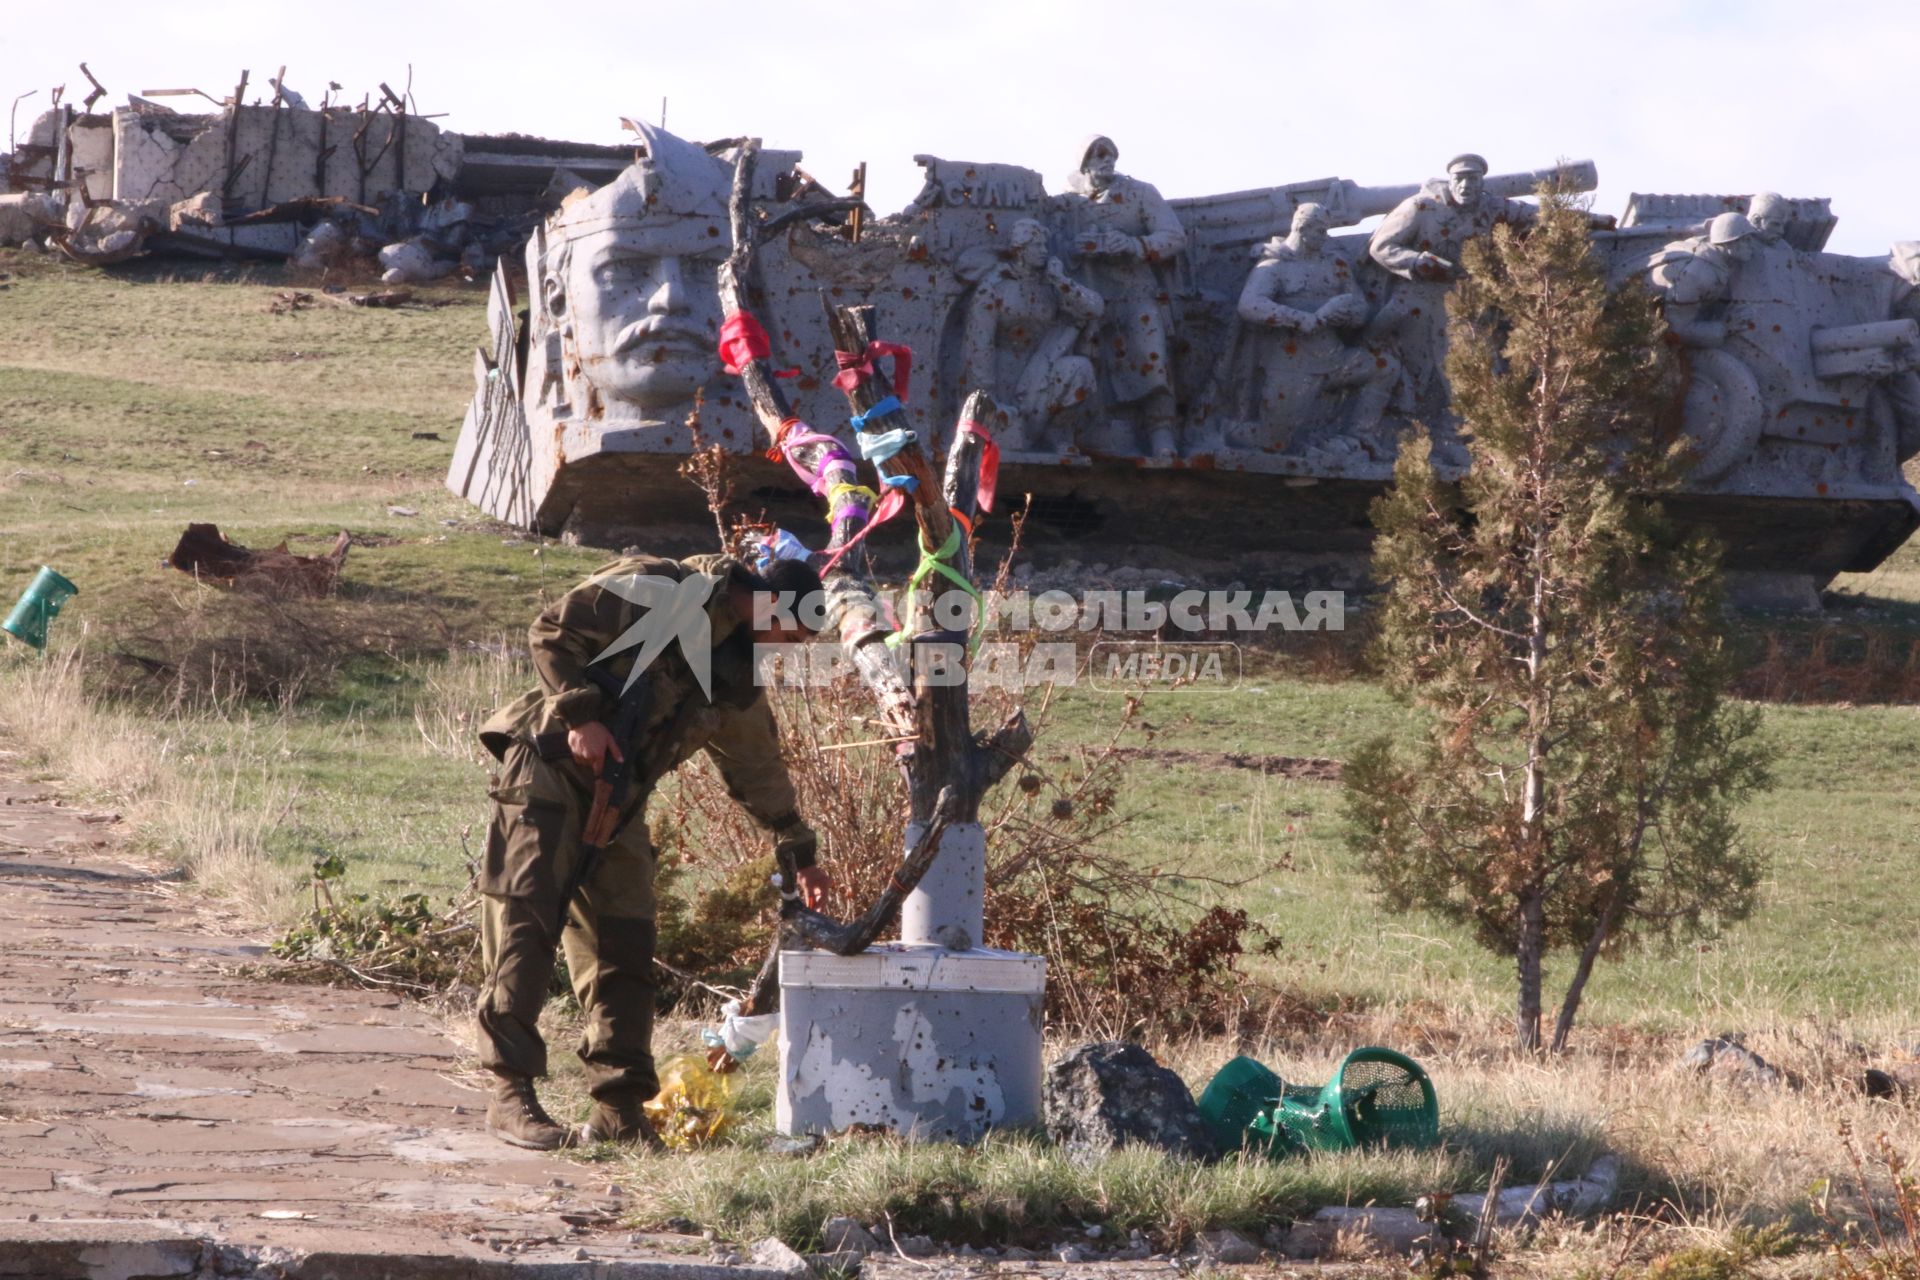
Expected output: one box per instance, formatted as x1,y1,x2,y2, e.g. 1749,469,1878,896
568,722,624,771
795,865,833,911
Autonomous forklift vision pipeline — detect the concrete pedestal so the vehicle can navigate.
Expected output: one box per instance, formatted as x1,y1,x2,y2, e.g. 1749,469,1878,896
776,944,1045,1141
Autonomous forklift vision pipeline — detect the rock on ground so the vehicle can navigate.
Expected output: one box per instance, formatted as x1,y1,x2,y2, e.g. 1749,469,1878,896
1680,1034,1795,1088
822,1217,882,1256
1042,1042,1215,1160
1193,1228,1261,1264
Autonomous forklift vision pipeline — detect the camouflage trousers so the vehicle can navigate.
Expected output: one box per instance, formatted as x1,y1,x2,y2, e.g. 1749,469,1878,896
475,740,660,1103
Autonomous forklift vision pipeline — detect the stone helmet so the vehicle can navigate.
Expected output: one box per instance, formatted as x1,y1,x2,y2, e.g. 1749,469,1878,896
1708,212,1756,245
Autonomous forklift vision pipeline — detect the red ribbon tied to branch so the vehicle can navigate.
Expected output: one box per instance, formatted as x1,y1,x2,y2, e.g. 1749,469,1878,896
717,311,770,376
831,340,913,401
957,419,999,513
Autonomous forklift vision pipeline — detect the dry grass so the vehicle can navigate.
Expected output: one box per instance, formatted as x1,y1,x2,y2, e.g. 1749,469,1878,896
408,638,529,765
0,641,302,921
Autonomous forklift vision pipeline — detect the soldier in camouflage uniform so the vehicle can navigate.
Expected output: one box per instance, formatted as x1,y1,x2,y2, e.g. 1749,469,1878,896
474,552,831,1150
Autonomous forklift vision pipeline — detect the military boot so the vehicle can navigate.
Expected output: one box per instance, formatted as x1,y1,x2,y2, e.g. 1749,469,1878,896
486,1073,571,1151
577,1097,665,1151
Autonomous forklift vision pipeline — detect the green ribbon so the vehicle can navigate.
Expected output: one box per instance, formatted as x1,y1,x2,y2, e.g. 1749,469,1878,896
885,523,984,653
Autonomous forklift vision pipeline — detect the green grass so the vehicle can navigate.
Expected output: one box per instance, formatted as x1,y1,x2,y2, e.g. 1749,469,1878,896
5,250,1920,1257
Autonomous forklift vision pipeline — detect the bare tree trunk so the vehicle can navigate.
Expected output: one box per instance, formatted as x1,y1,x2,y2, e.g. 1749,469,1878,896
1517,480,1552,1056
1550,872,1625,1054
1516,888,1545,1054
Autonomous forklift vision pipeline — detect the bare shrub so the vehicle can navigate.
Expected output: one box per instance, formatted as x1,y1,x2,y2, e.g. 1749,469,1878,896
650,654,1279,1036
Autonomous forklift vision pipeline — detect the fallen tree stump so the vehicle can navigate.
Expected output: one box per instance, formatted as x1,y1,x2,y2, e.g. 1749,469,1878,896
165,523,349,598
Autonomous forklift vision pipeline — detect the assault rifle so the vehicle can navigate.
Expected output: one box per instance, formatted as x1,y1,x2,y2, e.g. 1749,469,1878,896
552,663,652,938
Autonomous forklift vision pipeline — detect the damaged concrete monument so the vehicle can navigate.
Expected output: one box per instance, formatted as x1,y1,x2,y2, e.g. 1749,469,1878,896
445,124,1920,602
2,70,634,274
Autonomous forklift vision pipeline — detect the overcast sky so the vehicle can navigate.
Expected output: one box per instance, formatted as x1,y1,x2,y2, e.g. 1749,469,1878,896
5,0,1914,255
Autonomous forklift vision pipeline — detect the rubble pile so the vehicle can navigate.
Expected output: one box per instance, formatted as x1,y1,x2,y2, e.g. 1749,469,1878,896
1,64,633,277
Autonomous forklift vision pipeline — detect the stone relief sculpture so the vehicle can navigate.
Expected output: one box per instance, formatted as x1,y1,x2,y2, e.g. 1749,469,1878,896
1228,203,1397,459
954,218,1104,453
525,123,732,431
1055,136,1187,458
447,122,1920,601
1648,212,1757,349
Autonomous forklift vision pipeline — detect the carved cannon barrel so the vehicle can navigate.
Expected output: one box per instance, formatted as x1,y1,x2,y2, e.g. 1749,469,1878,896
1810,319,1920,379
1172,160,1599,249
1811,320,1920,355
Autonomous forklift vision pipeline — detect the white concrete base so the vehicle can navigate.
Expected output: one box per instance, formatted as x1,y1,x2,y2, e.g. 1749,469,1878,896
776,944,1045,1142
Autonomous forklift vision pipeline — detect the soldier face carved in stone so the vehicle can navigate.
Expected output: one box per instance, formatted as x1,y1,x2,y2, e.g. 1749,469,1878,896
1080,139,1118,194
535,123,732,418
1447,155,1487,207
1293,203,1331,256
1012,217,1051,272
1747,192,1790,246
551,225,723,412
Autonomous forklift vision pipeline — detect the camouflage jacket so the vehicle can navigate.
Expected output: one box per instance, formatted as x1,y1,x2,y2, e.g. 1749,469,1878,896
477,553,815,870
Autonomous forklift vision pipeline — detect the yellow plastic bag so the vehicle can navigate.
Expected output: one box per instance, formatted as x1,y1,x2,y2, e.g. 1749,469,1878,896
643,1053,737,1150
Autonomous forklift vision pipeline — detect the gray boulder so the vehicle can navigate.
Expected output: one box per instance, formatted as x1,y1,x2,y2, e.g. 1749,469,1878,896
1043,1041,1215,1160
1680,1034,1796,1089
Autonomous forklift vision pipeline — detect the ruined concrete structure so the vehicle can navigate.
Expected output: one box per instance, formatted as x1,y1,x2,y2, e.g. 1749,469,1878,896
445,125,1920,602
3,87,635,265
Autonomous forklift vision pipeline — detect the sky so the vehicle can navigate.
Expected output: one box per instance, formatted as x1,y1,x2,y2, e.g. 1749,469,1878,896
4,0,1916,256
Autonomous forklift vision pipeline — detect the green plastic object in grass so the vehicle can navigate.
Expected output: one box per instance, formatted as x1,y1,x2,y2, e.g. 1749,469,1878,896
1197,1048,1438,1157
3,567,78,650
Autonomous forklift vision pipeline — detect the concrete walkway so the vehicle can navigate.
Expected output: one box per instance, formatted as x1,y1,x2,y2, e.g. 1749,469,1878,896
0,761,779,1279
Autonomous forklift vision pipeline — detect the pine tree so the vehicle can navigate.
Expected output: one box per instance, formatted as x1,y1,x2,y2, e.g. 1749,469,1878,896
1343,187,1772,1055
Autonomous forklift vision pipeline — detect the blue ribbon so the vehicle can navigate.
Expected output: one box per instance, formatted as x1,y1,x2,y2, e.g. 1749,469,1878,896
850,398,907,435
880,474,920,492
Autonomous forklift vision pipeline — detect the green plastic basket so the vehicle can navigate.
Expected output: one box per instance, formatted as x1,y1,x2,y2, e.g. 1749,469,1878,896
1196,1048,1438,1157
1269,1047,1439,1153
3,566,78,651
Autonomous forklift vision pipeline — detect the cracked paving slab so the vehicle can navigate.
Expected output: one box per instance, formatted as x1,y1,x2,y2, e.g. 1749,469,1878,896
0,763,773,1279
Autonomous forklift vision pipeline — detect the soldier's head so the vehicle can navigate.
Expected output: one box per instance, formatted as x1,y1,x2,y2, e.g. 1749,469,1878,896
1446,154,1487,206
734,559,826,646
1708,212,1758,264
1078,136,1119,194
535,123,731,415
1747,192,1790,245
1290,202,1331,255
1010,218,1051,271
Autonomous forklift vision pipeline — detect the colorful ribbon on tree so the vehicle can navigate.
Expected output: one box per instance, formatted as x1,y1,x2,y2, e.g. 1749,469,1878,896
717,311,771,375
884,523,985,653
831,340,913,401
850,398,906,434
854,420,913,457
767,416,855,495
820,485,910,575
956,419,1000,513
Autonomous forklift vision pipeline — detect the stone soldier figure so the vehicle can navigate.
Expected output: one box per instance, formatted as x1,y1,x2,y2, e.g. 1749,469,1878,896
1233,202,1398,455
1367,153,1539,425
474,553,831,1150
1058,135,1188,458
956,217,1105,452
1647,212,1759,347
